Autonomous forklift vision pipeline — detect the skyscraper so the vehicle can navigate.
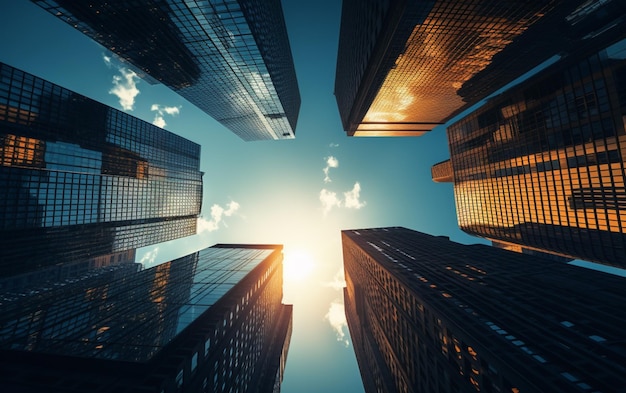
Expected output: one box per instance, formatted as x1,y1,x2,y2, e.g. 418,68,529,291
0,244,292,393
440,32,626,267
342,227,626,393
334,0,574,137
31,0,301,141
0,62,203,278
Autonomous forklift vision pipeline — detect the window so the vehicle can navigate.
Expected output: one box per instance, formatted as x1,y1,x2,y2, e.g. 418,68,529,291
191,352,198,373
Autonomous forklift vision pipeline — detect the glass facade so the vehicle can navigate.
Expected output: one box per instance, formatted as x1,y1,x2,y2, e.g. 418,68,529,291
431,159,454,183
342,227,626,393
0,244,292,393
0,62,202,277
32,0,301,141
334,0,562,136
448,37,626,267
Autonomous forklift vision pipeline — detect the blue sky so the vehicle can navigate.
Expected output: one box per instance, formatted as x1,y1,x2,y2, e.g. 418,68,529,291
0,1,487,392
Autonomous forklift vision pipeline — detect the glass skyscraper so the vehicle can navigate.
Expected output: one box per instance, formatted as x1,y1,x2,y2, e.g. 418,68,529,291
443,33,626,267
0,62,203,278
334,0,572,137
31,0,301,141
0,244,292,393
342,227,626,393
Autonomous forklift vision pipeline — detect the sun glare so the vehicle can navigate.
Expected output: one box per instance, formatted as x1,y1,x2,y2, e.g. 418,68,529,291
283,248,315,282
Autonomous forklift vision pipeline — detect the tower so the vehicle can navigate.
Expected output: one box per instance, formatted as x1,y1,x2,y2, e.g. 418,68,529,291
343,227,626,392
32,0,301,141
0,62,202,278
0,244,293,393
442,32,626,267
334,0,573,136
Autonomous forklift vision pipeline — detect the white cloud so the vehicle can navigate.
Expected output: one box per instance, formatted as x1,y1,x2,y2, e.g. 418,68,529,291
323,156,339,183
152,115,167,128
162,106,180,116
138,246,159,267
109,68,140,111
320,189,341,215
320,182,366,215
344,182,366,210
325,300,350,347
197,200,240,233
329,143,339,148
323,268,346,291
151,104,181,129
102,54,112,67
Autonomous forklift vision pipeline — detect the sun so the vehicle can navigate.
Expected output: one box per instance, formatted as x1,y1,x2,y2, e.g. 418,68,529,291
283,248,315,282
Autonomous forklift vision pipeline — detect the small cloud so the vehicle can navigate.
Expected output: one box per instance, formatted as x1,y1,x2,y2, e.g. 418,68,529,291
323,155,339,183
151,104,181,129
198,200,240,233
320,189,341,215
138,246,159,267
325,300,350,347
329,143,339,148
152,115,167,128
162,106,180,116
344,182,366,210
320,182,366,215
323,268,346,291
109,68,140,111
102,54,112,68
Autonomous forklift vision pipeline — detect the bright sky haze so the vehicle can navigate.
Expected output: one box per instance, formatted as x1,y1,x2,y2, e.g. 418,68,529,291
0,1,489,392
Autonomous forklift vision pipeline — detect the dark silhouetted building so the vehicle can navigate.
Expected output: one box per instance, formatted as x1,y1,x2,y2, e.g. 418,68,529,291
0,244,292,393
31,0,301,141
0,62,202,278
342,227,626,393
442,33,626,267
490,241,573,263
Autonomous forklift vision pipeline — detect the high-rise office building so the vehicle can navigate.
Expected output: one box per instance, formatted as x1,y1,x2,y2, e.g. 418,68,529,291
334,0,572,137
0,244,292,393
342,227,626,393
441,32,626,267
0,62,203,278
334,0,626,137
31,0,301,141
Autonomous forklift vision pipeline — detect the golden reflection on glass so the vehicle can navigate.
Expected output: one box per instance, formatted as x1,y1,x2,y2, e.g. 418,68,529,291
151,262,171,306
447,42,626,263
0,104,38,125
353,130,428,137
1,134,44,167
363,2,555,128
454,134,626,235
136,160,149,179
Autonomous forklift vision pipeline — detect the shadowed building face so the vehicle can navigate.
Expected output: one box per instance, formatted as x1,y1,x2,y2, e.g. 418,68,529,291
0,244,293,393
342,227,626,393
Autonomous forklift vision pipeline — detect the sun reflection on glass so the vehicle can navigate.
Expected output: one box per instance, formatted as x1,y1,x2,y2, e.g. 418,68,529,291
283,248,315,282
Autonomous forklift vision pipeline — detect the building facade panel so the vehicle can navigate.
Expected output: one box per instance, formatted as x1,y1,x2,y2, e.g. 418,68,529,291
0,62,202,277
447,36,626,266
342,227,626,393
32,0,301,141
